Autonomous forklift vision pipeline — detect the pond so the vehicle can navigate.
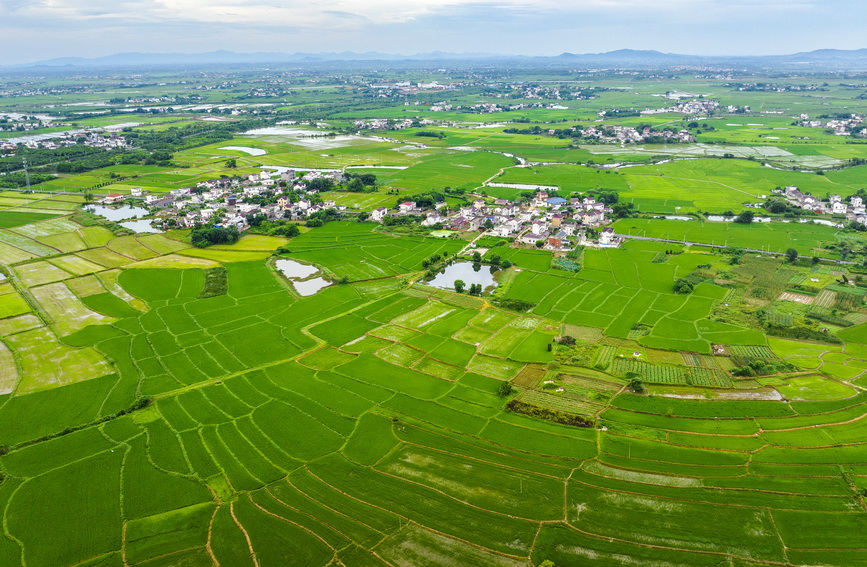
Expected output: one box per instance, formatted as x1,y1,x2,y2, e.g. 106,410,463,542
120,219,163,233
243,127,362,150
293,277,331,296
218,146,267,156
86,204,149,222
426,262,500,293
274,259,330,296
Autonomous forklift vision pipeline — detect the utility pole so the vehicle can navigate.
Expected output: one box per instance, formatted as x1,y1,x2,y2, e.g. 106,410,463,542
22,157,31,192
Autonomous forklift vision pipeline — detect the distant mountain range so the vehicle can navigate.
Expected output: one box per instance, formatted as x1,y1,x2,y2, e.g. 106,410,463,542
8,48,867,70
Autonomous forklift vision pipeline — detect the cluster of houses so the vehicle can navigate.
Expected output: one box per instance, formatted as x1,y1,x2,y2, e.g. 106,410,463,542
642,99,721,115
99,163,616,251
0,118,60,134
371,191,614,251
798,114,865,137
581,124,695,144
353,118,431,130
777,186,867,225
104,168,346,231
641,99,748,116
0,131,128,155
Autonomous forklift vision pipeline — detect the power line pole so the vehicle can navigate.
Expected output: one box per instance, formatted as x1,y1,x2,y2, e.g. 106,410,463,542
22,157,31,192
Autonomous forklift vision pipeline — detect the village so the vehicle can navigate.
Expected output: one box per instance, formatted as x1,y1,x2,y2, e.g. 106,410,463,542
798,113,865,136
0,131,129,154
775,185,867,226
102,167,617,251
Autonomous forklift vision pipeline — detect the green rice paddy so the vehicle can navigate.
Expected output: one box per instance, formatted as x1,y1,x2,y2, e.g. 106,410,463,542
1,70,867,566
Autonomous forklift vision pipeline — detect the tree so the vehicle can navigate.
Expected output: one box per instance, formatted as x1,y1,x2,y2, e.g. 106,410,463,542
225,158,237,169
454,279,466,293
246,212,266,227
812,256,821,265
628,377,645,393
674,278,694,294
307,178,333,192
484,218,494,230
734,210,754,224
786,247,799,263
596,191,618,205
472,251,482,263
346,177,365,192
611,202,634,218
535,240,545,248
469,283,482,296
497,381,514,397
190,226,240,248
489,254,501,265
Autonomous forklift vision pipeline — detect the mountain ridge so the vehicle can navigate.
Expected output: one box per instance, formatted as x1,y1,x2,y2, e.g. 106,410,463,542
7,48,867,69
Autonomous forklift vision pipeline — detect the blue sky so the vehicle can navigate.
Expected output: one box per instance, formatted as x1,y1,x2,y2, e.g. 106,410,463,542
1,0,864,64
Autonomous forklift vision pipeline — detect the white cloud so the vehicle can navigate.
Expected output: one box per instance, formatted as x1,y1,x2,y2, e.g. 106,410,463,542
0,0,861,64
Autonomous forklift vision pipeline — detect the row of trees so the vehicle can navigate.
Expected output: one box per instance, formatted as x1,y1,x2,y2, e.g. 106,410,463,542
453,280,484,295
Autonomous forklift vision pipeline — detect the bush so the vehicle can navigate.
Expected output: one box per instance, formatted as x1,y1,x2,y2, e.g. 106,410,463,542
199,267,228,298
491,298,536,312
505,399,594,428
497,381,515,397
674,278,693,294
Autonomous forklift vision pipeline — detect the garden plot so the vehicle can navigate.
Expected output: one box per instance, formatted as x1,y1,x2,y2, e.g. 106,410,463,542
76,247,134,268
34,231,88,254
107,236,159,260
64,275,106,297
14,261,72,286
78,226,115,248
0,231,57,257
0,241,37,264
391,301,456,330
4,327,113,392
779,291,814,305
0,314,41,335
467,354,524,380
32,282,114,336
11,217,81,239
47,255,105,277
0,340,17,394
0,288,32,319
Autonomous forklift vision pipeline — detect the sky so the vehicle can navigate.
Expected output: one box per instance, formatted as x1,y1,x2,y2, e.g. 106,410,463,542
0,0,864,65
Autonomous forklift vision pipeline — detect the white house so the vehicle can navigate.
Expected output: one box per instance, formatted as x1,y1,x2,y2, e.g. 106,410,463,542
599,227,616,245
421,213,445,227
370,207,388,222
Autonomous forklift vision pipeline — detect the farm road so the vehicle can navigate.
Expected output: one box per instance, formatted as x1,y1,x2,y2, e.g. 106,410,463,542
616,233,858,265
